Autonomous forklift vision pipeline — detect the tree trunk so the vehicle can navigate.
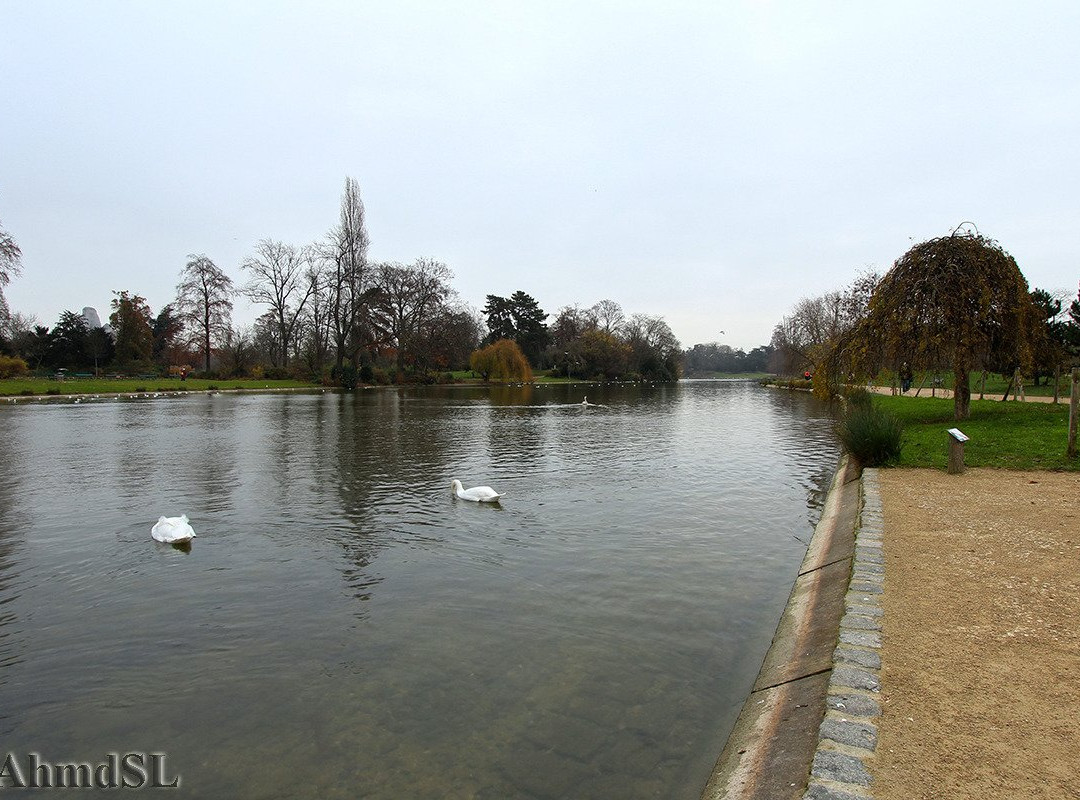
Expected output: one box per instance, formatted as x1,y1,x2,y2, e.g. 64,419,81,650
204,307,212,373
954,366,971,419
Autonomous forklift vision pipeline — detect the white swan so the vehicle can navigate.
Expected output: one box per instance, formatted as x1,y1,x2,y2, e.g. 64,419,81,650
151,514,196,544
452,479,503,503
581,396,590,406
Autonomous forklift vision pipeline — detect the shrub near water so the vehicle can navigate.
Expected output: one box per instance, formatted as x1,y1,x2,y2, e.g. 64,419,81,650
839,404,904,466
0,355,29,378
842,386,875,410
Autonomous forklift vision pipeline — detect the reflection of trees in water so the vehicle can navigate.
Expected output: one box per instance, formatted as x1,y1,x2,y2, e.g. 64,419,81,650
483,386,548,471
173,396,241,513
115,401,162,504
759,386,842,523
111,397,243,514
0,415,29,717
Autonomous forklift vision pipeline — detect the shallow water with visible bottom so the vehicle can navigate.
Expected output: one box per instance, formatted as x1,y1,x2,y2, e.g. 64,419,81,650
0,381,839,798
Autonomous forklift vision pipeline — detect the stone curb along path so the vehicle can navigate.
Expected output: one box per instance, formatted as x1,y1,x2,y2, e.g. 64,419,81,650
701,456,864,800
802,467,883,800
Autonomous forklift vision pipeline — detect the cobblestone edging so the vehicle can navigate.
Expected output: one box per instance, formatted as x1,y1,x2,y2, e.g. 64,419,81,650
803,468,883,800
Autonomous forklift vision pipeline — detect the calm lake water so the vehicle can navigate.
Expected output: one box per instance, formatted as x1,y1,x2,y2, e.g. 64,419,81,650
0,381,839,798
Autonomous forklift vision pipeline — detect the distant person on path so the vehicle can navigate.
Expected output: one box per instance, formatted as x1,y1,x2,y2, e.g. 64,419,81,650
900,363,913,394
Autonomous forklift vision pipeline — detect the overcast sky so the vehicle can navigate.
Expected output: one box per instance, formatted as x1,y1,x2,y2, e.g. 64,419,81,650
3,1,1078,351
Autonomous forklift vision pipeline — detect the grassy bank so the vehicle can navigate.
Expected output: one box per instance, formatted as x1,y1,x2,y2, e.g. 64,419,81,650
872,394,1078,471
1,377,315,396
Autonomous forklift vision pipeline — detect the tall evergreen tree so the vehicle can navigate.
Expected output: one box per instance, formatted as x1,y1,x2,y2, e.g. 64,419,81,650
47,310,90,369
482,295,515,343
482,291,550,366
109,291,155,370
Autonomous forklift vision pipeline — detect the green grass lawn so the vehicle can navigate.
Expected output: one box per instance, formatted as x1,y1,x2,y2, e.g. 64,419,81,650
0,377,315,396
872,394,1078,471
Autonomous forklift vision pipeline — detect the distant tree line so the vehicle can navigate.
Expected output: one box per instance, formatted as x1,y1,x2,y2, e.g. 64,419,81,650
474,293,685,382
0,187,712,386
682,342,773,375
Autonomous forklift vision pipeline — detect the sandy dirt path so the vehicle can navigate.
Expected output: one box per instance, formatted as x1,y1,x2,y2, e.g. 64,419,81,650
867,385,1063,403
871,468,1080,799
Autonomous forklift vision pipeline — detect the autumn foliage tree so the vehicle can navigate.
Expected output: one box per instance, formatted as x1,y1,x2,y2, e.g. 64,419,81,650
855,230,1033,419
469,339,533,382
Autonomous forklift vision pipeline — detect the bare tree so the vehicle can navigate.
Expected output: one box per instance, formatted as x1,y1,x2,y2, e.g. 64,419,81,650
1,219,23,328
370,258,454,371
326,177,373,370
2,310,36,346
624,313,682,379
771,270,880,388
414,302,483,371
0,219,20,288
590,299,625,336
241,239,314,368
176,254,234,372
222,325,254,377
298,260,334,376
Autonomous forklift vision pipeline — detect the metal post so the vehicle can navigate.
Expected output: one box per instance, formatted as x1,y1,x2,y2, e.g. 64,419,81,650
1068,368,1079,460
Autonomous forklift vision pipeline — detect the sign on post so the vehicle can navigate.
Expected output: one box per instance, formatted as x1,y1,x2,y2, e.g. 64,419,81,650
947,428,968,474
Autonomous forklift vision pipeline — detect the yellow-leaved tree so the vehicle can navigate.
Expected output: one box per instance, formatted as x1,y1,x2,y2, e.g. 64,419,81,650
469,339,533,382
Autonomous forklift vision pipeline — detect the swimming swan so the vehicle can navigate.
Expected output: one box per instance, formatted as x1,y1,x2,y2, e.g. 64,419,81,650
452,479,503,503
151,515,197,544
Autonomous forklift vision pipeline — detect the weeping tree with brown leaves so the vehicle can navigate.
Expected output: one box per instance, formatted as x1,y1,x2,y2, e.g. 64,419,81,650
855,229,1033,420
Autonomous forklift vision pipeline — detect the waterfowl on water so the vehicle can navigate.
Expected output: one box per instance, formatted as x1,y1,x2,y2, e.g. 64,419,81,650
451,479,503,503
151,514,197,544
